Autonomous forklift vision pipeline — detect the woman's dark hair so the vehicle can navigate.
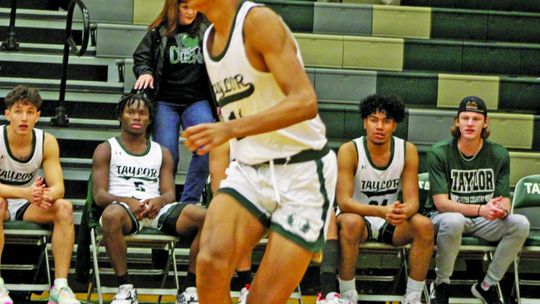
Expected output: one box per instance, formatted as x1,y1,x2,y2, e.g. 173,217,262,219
359,94,405,123
149,0,206,38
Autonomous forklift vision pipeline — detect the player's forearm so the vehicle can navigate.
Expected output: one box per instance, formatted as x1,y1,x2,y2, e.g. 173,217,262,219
226,92,317,139
339,198,386,218
94,190,128,208
0,184,30,200
434,197,481,216
46,185,65,201
403,200,419,218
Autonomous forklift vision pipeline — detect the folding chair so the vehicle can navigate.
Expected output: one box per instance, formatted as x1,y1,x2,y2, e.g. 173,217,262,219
511,174,540,304
419,172,502,303
3,221,51,296
81,178,180,304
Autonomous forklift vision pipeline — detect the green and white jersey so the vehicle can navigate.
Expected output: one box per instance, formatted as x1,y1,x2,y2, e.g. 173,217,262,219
426,138,510,213
0,125,43,187
107,137,162,201
202,1,327,165
352,136,405,207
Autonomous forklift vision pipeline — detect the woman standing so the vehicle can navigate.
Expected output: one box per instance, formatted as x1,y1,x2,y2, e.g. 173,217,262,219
133,0,214,206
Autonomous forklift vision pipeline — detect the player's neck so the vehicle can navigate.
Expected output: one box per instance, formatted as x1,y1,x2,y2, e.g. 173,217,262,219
458,137,483,156
119,133,147,154
206,0,239,36
366,139,392,164
6,125,33,148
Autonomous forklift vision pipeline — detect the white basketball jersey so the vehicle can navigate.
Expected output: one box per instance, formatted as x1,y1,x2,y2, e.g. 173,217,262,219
0,125,43,187
203,1,327,165
107,137,162,201
353,136,405,206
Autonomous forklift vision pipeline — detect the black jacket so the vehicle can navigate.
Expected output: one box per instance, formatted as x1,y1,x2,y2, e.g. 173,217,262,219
132,22,211,104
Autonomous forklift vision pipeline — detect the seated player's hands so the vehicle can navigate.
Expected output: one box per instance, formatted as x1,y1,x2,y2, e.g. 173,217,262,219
182,122,232,155
37,187,54,210
124,197,146,220
385,201,407,226
28,177,46,206
140,198,161,219
134,74,154,90
479,196,506,220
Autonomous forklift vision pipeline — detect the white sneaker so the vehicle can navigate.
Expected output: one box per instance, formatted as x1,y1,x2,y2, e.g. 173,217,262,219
402,291,422,304
48,285,80,304
176,287,198,304
238,284,250,304
0,278,13,304
111,284,138,304
340,289,358,304
317,292,356,304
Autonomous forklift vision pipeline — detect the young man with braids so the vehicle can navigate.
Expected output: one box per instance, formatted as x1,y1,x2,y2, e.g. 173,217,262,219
92,92,206,304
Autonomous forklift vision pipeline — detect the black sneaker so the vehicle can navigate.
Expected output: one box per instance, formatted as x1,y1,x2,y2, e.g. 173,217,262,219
430,282,449,304
471,283,502,304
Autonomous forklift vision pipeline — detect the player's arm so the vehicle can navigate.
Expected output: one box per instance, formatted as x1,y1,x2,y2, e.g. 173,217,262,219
210,142,230,194
141,147,176,219
336,142,389,218
41,133,65,201
183,7,318,154
155,147,176,206
92,142,141,210
400,142,420,218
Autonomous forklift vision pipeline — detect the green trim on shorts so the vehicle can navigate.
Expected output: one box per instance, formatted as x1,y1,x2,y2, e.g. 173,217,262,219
269,158,330,252
271,223,325,252
218,187,270,227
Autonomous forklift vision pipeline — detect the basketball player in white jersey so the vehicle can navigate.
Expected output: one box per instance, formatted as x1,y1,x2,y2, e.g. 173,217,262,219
182,0,337,303
334,95,433,304
0,85,80,304
92,93,206,304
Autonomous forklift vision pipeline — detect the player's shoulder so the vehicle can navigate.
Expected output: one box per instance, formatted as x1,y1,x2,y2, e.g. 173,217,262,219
244,3,284,34
429,138,453,153
484,139,509,158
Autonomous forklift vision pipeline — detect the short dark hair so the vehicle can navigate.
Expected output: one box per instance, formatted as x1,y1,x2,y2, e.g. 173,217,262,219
359,94,405,123
115,92,154,135
4,85,43,109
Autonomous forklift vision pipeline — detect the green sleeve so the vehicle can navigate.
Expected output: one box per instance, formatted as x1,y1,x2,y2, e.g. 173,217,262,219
428,147,449,196
494,147,510,198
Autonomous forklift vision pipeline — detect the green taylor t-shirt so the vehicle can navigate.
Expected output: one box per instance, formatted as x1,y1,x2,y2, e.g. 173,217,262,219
423,138,510,215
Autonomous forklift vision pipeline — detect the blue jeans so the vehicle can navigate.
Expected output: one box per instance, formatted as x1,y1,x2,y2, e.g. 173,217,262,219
152,100,214,203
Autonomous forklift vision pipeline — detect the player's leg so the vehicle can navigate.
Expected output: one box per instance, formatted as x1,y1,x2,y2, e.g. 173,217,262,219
23,199,80,303
337,213,368,301
248,231,314,304
99,203,136,279
0,198,12,304
23,199,75,279
393,214,434,303
318,210,340,301
196,193,266,304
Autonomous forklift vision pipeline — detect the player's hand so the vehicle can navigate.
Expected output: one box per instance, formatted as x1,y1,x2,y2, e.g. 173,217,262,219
124,198,146,220
479,196,506,220
385,201,407,226
134,74,154,90
140,198,161,219
38,187,54,210
28,177,45,206
182,122,233,155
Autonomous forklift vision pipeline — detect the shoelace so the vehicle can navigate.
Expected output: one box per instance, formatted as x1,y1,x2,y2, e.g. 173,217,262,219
58,286,76,298
114,288,132,300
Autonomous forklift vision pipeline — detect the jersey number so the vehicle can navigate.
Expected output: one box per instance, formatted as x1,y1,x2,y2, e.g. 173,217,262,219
134,181,146,192
368,199,388,206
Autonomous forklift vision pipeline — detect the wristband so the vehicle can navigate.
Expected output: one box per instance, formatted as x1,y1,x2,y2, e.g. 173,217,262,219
477,204,482,217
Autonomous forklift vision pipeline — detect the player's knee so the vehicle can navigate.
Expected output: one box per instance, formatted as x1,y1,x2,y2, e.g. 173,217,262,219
338,214,364,241
438,212,466,236
101,205,125,231
196,247,228,277
507,214,530,239
0,198,8,214
411,215,434,242
54,199,73,222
